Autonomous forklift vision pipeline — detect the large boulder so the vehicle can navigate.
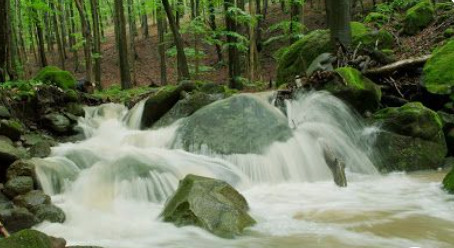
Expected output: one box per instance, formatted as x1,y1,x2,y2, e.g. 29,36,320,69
0,140,23,181
161,174,256,238
3,176,34,198
13,190,51,210
0,229,52,248
0,119,24,141
141,82,195,129
423,40,454,96
34,66,76,90
0,207,39,232
154,92,223,128
373,102,447,171
6,159,36,181
403,0,434,35
29,141,52,158
443,166,454,193
33,204,65,223
351,22,394,50
42,113,72,134
276,29,331,87
173,94,292,154
321,67,381,114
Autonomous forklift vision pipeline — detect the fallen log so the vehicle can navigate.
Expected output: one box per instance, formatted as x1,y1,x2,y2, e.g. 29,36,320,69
364,54,432,77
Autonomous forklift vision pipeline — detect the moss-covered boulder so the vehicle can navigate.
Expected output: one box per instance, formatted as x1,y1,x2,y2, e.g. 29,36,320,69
0,119,25,141
403,0,435,35
442,166,454,193
0,105,11,119
42,113,72,134
276,29,331,87
0,229,52,248
0,140,23,181
0,207,39,233
423,40,454,96
3,176,34,198
33,204,65,223
6,160,36,181
321,67,381,114
161,174,256,238
373,102,447,171
351,22,394,50
173,94,292,154
364,12,390,27
154,92,223,128
13,190,51,210
141,81,195,129
29,141,52,158
34,66,76,90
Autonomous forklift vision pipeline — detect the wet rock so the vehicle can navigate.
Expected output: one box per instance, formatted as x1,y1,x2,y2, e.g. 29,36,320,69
0,119,24,141
65,103,85,117
0,105,11,119
0,207,39,232
13,190,51,210
0,192,13,210
33,204,65,223
0,229,52,247
22,133,57,147
4,176,34,198
0,140,23,181
174,94,292,154
373,102,447,171
161,174,256,238
6,160,36,181
443,166,454,193
43,113,72,134
49,236,66,248
141,81,196,129
403,0,434,35
30,141,52,158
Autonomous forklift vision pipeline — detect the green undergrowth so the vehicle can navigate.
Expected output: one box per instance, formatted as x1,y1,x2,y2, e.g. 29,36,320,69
93,84,158,103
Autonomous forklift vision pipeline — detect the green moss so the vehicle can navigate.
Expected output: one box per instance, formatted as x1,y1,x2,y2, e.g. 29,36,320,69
423,40,454,95
0,229,52,248
34,66,76,89
444,28,454,38
442,167,454,193
276,29,331,87
364,12,390,27
435,2,453,11
351,22,369,38
403,0,434,35
351,22,394,49
93,84,157,103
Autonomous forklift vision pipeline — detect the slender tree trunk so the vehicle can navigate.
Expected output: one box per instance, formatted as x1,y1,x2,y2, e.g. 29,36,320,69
249,0,259,82
29,25,38,65
69,0,79,72
114,0,132,89
325,0,352,48
16,0,27,65
31,5,48,68
141,0,149,38
224,0,241,89
208,0,223,63
157,4,167,85
0,0,9,82
162,0,190,80
75,0,92,82
127,0,137,85
91,0,102,90
50,0,65,69
8,0,19,80
58,0,67,58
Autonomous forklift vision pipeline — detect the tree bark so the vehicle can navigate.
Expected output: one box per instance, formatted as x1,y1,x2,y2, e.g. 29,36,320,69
224,0,241,89
50,0,65,69
161,0,190,80
157,4,167,85
208,0,223,63
127,0,137,85
75,0,93,82
91,0,102,90
141,0,149,38
114,0,132,89
0,0,8,82
325,0,352,49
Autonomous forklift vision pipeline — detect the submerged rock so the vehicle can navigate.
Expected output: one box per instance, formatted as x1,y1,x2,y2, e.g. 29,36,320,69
161,174,256,238
174,94,292,154
423,40,454,96
0,229,52,248
373,102,447,171
403,0,434,35
443,167,454,193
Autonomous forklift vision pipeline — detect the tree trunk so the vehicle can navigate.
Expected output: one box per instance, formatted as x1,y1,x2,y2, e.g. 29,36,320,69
208,0,223,63
90,0,102,90
224,0,241,89
69,0,79,72
50,0,65,69
58,0,67,58
114,0,132,89
162,0,190,80
31,4,48,68
157,4,167,85
0,0,8,82
325,0,352,49
7,0,19,80
249,0,259,82
75,0,93,82
127,0,137,85
141,0,149,38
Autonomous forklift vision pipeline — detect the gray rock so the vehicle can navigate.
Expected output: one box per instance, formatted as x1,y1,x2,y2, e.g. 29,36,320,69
33,204,65,223
0,105,11,119
13,190,51,210
0,119,24,141
4,176,34,198
0,207,39,232
0,140,23,181
161,174,256,238
43,113,72,134
7,159,36,181
30,141,52,158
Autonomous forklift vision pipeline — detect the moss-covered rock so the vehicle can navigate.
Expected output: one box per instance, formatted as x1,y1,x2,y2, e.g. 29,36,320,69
0,140,23,181
6,160,36,181
13,190,51,210
141,81,195,129
4,176,34,198
435,2,453,11
0,229,52,248
423,40,454,95
442,166,454,193
403,0,435,35
34,66,76,90
276,29,331,87
42,113,72,134
161,174,256,238
321,67,381,113
0,119,25,141
373,102,447,171
444,28,454,38
173,94,292,154
0,105,11,119
29,141,52,158
0,207,39,233
364,12,390,27
351,22,394,49
33,204,65,223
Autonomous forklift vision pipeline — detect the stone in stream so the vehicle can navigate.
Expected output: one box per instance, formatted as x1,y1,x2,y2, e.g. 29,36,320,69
0,207,39,232
321,143,347,187
0,139,25,181
0,229,53,248
161,174,256,238
13,190,51,210
0,119,24,141
443,166,454,194
29,141,52,158
42,113,72,134
3,176,34,198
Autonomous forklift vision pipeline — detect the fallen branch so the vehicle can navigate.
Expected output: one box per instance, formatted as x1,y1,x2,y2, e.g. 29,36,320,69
364,55,432,77
0,220,10,238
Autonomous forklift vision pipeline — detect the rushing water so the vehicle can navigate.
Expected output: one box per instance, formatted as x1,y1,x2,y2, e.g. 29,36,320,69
34,91,454,248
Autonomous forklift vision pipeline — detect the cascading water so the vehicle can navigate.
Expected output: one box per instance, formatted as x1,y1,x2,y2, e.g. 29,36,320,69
34,91,454,248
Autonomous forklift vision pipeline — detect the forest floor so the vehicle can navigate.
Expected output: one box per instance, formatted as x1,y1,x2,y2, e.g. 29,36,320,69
23,1,451,89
